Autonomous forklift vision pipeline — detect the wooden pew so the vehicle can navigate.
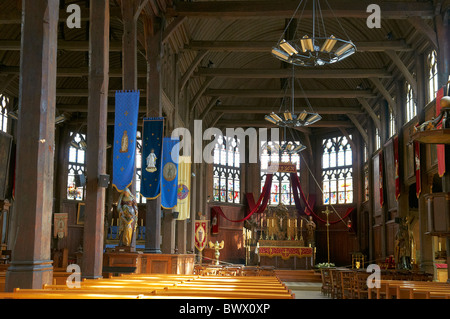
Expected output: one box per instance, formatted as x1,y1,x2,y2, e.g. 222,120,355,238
369,280,450,299
0,274,293,299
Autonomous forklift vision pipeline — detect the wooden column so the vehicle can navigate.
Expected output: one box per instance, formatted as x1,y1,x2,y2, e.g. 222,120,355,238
82,0,110,279
176,219,187,254
162,210,176,253
120,0,140,250
5,0,59,291
144,16,163,253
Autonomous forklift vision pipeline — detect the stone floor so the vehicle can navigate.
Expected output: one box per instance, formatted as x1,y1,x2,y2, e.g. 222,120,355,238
283,282,330,299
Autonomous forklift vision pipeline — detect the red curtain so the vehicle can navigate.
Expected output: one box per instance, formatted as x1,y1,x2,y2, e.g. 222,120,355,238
290,172,354,224
414,141,421,198
393,136,400,200
379,150,384,207
211,174,273,223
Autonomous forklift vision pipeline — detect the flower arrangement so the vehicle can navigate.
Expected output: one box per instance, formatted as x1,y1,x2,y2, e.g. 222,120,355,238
315,262,335,268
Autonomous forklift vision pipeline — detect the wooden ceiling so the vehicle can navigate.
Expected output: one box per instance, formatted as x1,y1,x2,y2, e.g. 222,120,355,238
0,0,443,140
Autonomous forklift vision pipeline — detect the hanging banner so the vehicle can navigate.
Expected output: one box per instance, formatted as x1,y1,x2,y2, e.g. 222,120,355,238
112,90,140,192
211,207,219,234
194,220,208,251
379,150,384,207
436,87,446,177
140,118,164,199
393,135,400,200
176,156,191,220
161,138,180,209
414,141,421,198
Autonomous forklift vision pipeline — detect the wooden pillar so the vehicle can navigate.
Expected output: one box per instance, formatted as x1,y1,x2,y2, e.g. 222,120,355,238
176,219,187,254
82,0,110,279
5,0,59,291
162,210,176,254
367,120,375,264
144,16,163,254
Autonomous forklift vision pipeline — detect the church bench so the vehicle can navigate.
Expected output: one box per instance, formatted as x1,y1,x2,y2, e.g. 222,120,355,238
428,291,450,299
369,280,449,299
396,285,450,299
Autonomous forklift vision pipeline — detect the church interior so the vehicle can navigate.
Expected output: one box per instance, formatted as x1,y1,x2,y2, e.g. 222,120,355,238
0,0,449,302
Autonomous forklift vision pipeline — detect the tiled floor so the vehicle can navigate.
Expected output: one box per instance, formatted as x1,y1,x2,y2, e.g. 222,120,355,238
283,282,330,299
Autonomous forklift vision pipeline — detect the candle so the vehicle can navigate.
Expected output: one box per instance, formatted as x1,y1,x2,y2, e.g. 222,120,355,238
295,219,297,228
301,219,303,229
272,219,274,227
288,219,290,227
261,218,263,228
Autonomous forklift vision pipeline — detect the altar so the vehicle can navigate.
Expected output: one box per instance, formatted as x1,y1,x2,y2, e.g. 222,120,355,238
258,240,314,270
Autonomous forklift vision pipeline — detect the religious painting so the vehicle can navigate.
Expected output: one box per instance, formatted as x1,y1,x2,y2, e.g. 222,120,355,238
76,203,85,225
54,213,68,238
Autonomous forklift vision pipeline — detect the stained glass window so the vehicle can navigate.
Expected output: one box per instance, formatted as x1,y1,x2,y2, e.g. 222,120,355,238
427,50,439,103
322,136,353,205
67,132,86,201
260,141,301,206
213,135,241,204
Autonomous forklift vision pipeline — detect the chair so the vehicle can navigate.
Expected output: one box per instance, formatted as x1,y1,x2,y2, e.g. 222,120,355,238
329,269,342,299
340,271,355,299
354,272,370,299
320,268,334,297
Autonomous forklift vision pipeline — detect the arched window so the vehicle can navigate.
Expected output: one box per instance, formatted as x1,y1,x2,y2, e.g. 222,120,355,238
260,141,301,205
389,111,396,138
213,135,241,204
0,95,9,133
427,50,439,103
67,132,86,201
406,82,416,122
322,136,353,205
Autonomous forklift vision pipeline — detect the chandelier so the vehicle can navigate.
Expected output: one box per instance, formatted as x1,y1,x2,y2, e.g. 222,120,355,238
271,0,356,67
265,65,322,128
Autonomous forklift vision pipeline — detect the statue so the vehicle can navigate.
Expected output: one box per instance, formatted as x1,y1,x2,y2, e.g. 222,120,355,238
305,216,316,247
117,188,138,248
120,130,129,153
395,217,415,269
146,149,157,172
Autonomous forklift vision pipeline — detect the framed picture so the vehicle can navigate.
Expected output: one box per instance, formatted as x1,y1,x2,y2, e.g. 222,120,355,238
76,203,85,225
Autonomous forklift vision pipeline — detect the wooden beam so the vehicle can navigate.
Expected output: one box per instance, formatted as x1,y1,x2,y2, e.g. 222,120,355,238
347,114,368,144
186,40,412,52
368,77,397,116
357,97,381,130
194,68,392,79
198,97,220,119
0,66,147,78
204,89,377,99
408,17,438,49
385,50,418,94
179,50,208,91
189,76,215,112
82,0,110,280
162,16,187,43
217,119,353,128
167,1,435,19
0,40,123,52
214,105,364,114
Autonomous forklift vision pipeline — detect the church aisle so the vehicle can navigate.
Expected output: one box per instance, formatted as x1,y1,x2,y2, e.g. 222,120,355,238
283,282,329,299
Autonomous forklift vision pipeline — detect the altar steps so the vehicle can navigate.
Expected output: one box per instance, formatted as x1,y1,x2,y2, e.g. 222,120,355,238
275,270,322,283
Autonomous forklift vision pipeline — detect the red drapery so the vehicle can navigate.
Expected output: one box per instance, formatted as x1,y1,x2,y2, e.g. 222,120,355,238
393,136,400,200
211,174,273,223
290,173,354,224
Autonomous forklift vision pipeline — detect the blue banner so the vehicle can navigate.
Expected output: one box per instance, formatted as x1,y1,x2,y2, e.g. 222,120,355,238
112,90,140,192
140,118,164,199
161,137,180,209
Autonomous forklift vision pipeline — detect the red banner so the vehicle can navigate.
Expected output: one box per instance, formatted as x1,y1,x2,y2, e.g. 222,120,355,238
393,136,400,200
379,150,384,206
194,221,208,251
436,87,446,177
414,141,421,198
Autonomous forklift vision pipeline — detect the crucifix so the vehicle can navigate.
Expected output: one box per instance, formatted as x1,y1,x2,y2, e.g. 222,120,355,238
322,206,331,265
